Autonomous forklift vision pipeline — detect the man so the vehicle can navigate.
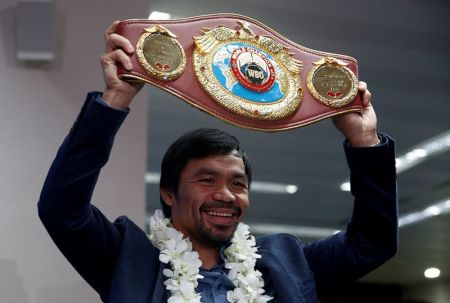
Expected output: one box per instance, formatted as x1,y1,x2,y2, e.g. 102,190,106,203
38,21,398,303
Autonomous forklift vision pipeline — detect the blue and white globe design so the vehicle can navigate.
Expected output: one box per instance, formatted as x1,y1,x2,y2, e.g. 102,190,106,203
212,42,284,103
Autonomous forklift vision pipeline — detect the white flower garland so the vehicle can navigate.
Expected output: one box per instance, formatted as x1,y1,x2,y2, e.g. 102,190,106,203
149,209,273,303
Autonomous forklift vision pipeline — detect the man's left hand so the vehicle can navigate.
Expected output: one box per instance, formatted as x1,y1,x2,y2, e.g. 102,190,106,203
332,81,379,147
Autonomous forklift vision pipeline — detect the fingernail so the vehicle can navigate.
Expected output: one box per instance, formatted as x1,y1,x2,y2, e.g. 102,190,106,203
127,63,133,70
128,44,134,52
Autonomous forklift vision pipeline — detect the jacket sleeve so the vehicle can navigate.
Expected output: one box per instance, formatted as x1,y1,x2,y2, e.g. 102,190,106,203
38,92,129,299
303,134,398,292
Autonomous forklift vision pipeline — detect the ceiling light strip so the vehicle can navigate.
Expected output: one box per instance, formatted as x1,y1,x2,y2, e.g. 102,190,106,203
398,197,450,228
148,11,171,20
145,172,160,183
395,129,450,173
246,223,338,238
146,172,298,194
340,129,450,191
247,197,450,238
250,181,298,194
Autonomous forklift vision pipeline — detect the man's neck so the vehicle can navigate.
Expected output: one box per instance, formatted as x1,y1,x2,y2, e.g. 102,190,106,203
193,242,222,270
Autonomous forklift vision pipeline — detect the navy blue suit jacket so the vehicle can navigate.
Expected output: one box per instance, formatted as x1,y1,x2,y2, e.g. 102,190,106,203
38,92,398,303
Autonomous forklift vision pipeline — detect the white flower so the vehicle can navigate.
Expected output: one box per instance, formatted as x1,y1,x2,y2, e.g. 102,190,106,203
148,210,273,303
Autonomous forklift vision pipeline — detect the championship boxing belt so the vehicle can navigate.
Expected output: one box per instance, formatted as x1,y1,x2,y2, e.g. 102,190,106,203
116,14,362,132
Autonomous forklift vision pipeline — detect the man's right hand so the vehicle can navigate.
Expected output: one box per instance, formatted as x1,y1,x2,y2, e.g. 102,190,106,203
100,21,144,109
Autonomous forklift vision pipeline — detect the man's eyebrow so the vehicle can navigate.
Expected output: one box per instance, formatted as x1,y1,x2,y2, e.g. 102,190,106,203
192,167,247,180
192,168,218,177
232,172,247,180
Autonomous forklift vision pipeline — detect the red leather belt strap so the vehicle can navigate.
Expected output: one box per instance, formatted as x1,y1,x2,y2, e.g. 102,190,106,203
116,14,362,132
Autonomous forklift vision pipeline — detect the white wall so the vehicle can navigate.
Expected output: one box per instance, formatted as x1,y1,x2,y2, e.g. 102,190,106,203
0,1,149,302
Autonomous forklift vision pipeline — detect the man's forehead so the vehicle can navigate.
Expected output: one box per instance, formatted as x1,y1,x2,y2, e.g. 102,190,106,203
185,153,246,175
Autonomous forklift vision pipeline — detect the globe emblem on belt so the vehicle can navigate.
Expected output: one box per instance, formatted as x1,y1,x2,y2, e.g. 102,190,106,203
230,46,276,92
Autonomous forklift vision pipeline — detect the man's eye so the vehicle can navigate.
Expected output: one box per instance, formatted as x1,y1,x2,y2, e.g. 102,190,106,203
233,181,248,189
200,178,214,183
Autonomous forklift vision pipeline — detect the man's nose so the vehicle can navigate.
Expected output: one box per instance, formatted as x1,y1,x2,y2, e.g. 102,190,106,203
212,185,236,203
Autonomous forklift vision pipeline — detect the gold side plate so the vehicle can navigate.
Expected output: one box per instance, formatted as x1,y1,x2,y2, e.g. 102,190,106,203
306,57,358,108
136,25,186,81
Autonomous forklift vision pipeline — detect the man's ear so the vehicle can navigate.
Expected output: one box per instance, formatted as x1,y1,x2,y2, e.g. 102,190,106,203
160,188,176,206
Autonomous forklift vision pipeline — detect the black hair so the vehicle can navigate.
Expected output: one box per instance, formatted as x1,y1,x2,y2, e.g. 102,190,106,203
159,128,252,217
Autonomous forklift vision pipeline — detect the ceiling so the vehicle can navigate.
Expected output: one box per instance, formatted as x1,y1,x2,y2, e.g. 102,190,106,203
144,0,450,286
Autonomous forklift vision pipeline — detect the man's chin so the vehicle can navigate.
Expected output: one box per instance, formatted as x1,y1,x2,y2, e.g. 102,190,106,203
199,225,237,247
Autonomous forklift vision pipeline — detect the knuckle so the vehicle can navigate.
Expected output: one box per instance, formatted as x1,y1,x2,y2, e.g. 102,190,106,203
100,54,108,64
114,49,126,58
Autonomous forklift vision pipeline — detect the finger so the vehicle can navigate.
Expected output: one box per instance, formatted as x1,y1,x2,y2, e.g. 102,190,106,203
358,81,371,107
104,21,134,54
101,49,133,71
104,21,121,40
362,89,372,107
106,33,134,54
358,81,367,92
104,21,121,51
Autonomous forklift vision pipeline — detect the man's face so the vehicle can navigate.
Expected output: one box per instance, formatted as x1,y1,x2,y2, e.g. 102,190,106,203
161,153,249,248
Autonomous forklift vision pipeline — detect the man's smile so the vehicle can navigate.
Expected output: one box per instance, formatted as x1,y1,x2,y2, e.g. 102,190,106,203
201,206,240,226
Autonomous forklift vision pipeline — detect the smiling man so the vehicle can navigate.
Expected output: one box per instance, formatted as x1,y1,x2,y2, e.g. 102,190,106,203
38,21,398,303
159,129,251,270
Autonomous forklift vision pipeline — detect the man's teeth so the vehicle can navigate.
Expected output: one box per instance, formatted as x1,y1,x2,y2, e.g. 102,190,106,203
207,211,233,217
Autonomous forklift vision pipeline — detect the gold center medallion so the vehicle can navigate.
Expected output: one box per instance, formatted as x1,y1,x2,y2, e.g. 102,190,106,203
136,25,186,81
192,21,303,121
